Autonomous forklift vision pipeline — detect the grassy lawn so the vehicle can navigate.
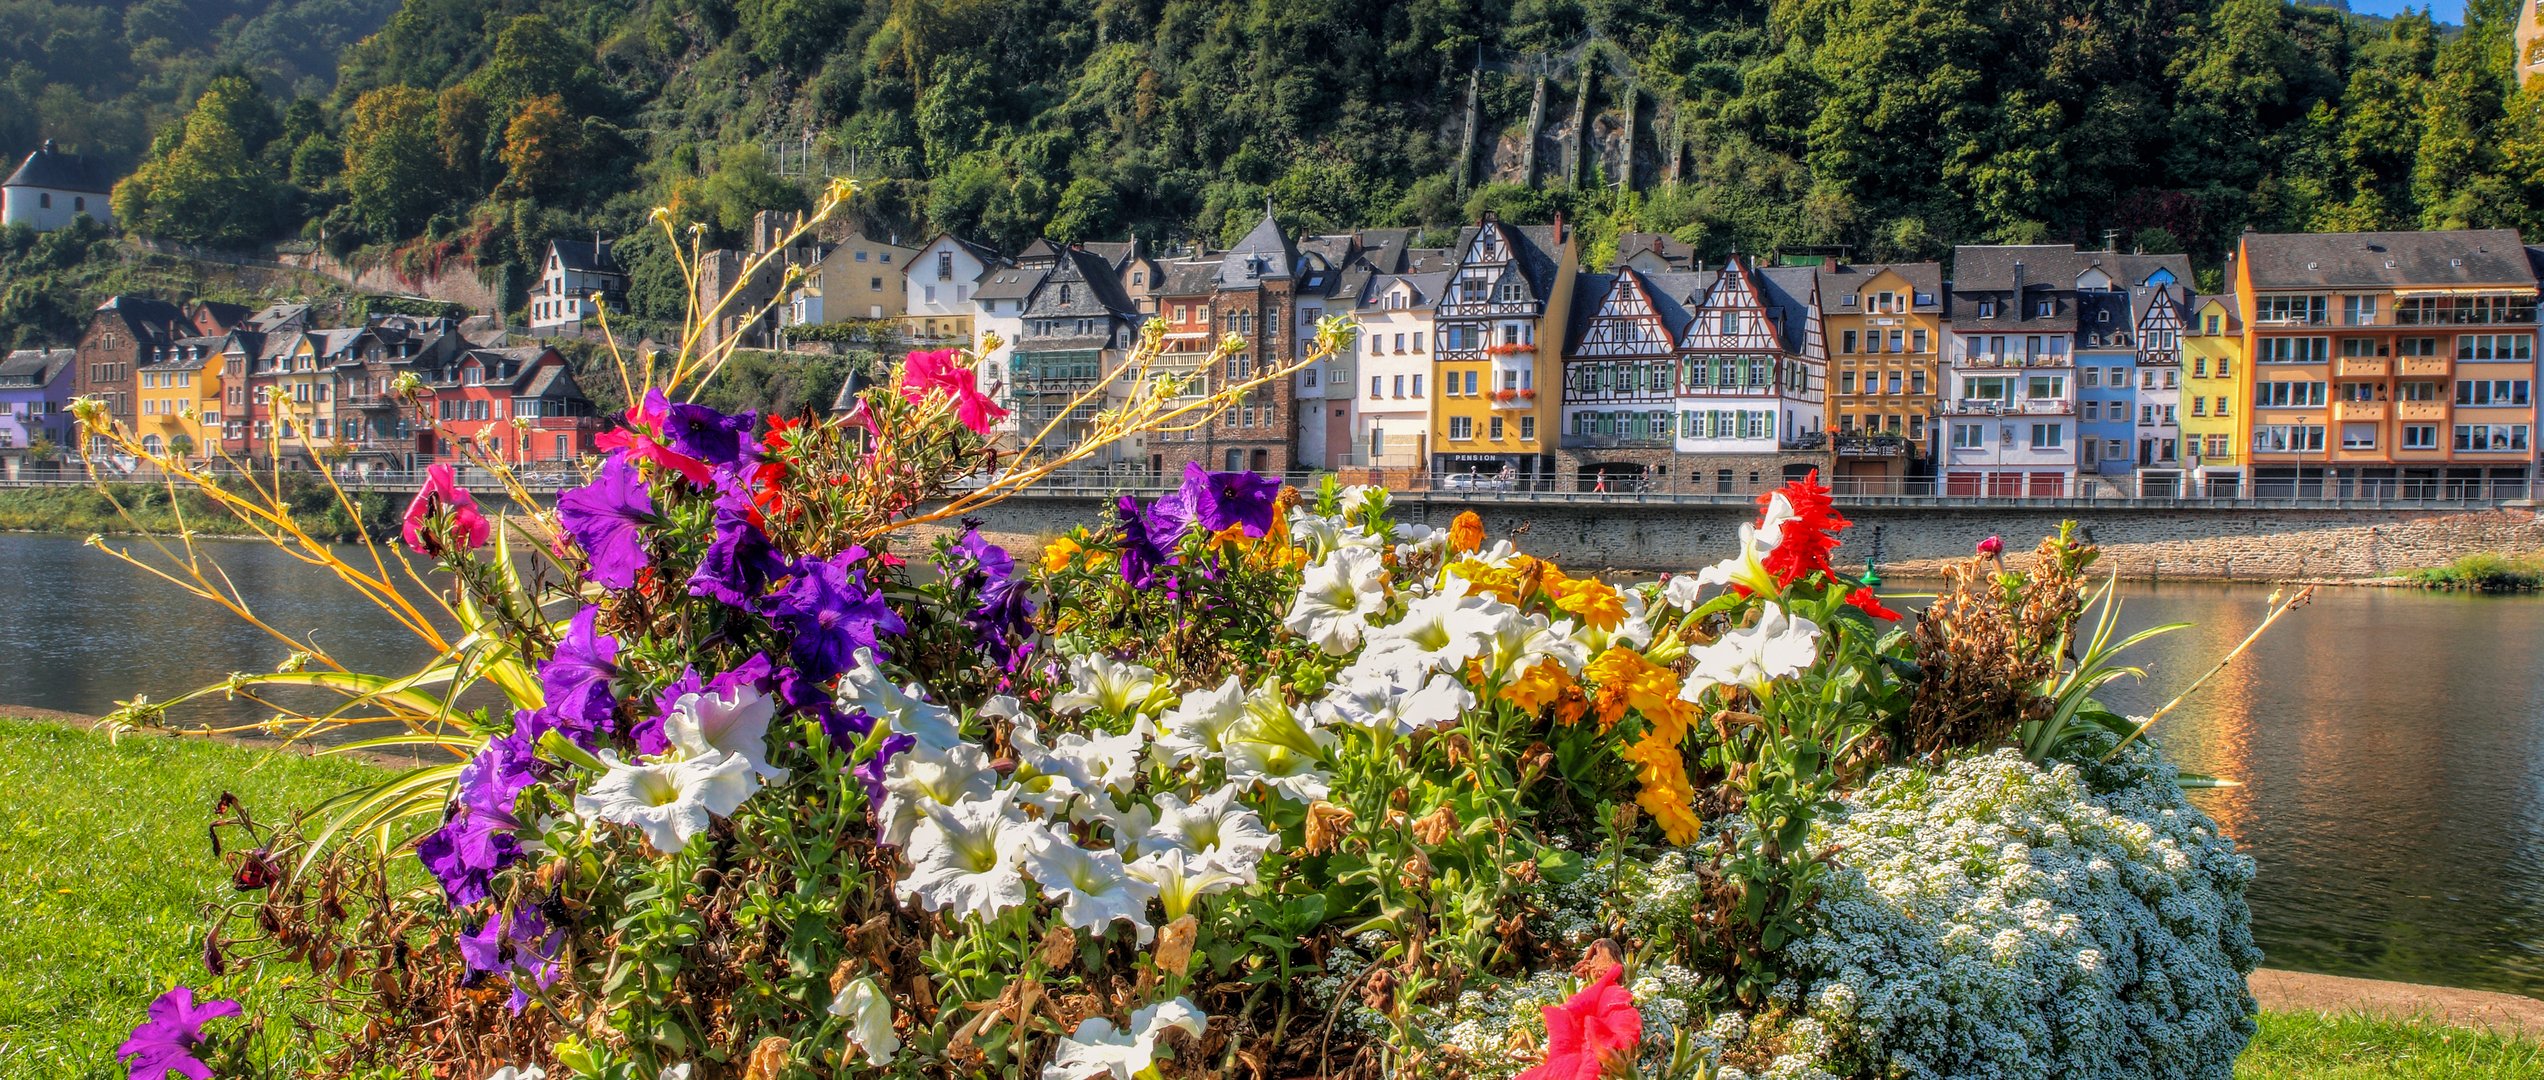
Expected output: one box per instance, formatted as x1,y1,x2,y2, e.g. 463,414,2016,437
2239,1010,2544,1079
1,715,2538,1078
0,716,387,1078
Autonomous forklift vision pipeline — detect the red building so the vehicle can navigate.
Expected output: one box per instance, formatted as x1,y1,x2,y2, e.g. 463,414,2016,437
418,345,601,466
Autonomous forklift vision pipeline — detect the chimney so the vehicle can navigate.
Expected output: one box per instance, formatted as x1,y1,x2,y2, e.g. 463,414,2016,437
2012,260,2026,305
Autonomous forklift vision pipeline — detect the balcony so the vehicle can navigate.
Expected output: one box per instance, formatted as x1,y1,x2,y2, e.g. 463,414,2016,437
2336,356,2391,378
1942,398,2072,416
1956,353,2071,369
1560,433,1670,450
1834,433,1911,458
2337,401,2387,422
2398,401,2448,421
2400,356,2451,377
1487,389,1539,410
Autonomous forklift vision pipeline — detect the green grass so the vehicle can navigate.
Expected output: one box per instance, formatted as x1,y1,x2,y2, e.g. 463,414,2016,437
0,481,398,539
2238,1009,2544,1078
2405,552,2544,592
1,716,2537,1077
0,717,387,1077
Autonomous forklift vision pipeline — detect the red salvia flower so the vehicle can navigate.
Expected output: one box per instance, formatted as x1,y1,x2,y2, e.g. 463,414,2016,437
1756,469,1850,586
1846,586,1902,621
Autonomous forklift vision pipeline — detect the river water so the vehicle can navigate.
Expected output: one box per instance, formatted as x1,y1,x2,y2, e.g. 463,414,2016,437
4,533,2541,999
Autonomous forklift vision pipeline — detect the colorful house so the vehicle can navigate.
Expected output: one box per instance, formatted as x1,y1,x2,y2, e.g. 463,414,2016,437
1556,267,1704,490
1350,270,1449,472
2181,293,2246,495
2232,229,2539,499
1816,261,1943,489
2132,284,2189,494
419,345,599,465
1432,211,1576,486
2075,291,2137,491
1673,255,1828,494
0,347,74,473
135,337,225,460
1009,246,1142,460
901,233,1002,350
1941,246,2081,497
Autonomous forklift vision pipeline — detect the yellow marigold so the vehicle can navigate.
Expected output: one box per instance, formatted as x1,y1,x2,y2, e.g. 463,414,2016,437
1551,576,1627,631
1501,659,1577,713
1042,536,1084,574
1620,733,1704,844
1448,510,1484,555
1584,647,1681,720
1450,557,1524,604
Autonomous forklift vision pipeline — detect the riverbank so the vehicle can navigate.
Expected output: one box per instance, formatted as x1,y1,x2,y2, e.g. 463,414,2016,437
0,481,398,539
8,712,2539,1077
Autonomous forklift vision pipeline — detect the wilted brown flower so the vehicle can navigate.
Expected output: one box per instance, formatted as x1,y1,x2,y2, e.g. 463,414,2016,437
1153,915,1199,976
1304,802,1357,854
1410,805,1457,846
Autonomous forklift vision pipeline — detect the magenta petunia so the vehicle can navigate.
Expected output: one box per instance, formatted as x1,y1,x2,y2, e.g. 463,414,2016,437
556,454,654,588
117,985,240,1080
897,348,1007,436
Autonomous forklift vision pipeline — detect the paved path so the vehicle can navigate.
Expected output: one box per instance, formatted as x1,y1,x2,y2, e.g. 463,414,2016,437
2252,969,2544,1040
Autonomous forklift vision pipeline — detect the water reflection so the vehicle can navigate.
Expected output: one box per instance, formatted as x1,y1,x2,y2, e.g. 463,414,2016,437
6,534,2542,997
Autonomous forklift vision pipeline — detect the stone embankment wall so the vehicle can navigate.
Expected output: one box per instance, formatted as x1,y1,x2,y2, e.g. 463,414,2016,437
968,495,2544,580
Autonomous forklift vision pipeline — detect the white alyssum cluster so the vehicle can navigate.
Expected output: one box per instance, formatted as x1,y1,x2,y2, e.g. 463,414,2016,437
1780,749,2260,1080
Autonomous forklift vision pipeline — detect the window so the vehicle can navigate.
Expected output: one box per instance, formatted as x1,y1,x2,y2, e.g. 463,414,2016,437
2341,423,2378,450
1840,371,1856,394
1370,376,1382,399
1912,329,1929,353
2081,400,2099,421
2215,396,2230,416
2204,314,2221,335
2457,335,2535,362
2024,375,2064,400
2252,424,2327,452
1889,330,1905,353
2191,398,2206,416
870,277,883,290
1465,371,1479,395
2035,299,2054,318
1843,330,1858,354
2403,424,2440,450
2140,370,2155,390
2082,367,2099,387
2398,337,2441,357
2256,337,2329,363
2455,424,2531,452
2399,380,2441,402
1489,416,1504,440
1413,332,1425,352
1977,299,1998,319
1449,416,1474,440
37,193,48,209
2343,295,2379,325
2141,405,2155,426
1887,373,1902,394
1519,416,1535,440
2256,381,2327,407
924,286,937,303
2256,295,2327,324
2029,423,2064,449
1412,374,1423,396
1394,333,1406,353
1391,375,1404,398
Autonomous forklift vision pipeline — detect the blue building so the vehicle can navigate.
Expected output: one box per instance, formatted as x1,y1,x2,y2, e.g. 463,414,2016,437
2075,290,2137,491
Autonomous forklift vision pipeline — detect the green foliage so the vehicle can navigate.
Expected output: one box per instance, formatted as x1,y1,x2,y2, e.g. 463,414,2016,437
2236,1009,2544,1079
2405,552,2544,591
111,76,287,247
0,480,397,540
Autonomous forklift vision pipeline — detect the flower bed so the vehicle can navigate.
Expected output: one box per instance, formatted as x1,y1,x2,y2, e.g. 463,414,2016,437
85,186,2260,1080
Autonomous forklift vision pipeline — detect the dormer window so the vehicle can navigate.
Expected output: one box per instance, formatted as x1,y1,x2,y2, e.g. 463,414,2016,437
1977,300,1998,319
2035,300,2053,318
2097,310,2110,323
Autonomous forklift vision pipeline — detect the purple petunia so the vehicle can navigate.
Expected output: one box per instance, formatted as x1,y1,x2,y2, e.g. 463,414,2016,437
948,529,1034,664
459,905,565,1014
853,730,916,806
1115,495,1174,587
764,546,906,683
556,454,655,588
660,397,757,473
117,986,241,1080
1177,461,1281,537
417,731,540,906
538,606,620,736
689,476,790,608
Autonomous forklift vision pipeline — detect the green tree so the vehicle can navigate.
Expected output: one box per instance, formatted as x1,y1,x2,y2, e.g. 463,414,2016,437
340,86,448,239
498,95,585,199
111,75,279,247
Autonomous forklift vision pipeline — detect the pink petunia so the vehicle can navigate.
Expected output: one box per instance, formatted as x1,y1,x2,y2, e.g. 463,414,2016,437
896,349,1007,436
401,463,490,557
596,390,715,488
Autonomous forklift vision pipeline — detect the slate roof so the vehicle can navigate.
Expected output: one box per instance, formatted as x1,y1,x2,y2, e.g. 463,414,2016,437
2076,250,2193,289
1447,216,1566,301
2076,291,2135,351
3,141,108,192
974,266,1048,304
1948,245,2082,331
192,301,250,333
93,296,191,346
0,348,73,389
1755,265,1824,355
1029,247,1139,320
550,238,618,275
1081,240,1140,270
1615,232,1698,271
2242,230,2536,289
1815,262,1944,312
1561,272,1617,353
2189,293,2243,333
1357,270,1452,313
1564,269,1715,355
1219,209,1297,288
1151,259,1222,298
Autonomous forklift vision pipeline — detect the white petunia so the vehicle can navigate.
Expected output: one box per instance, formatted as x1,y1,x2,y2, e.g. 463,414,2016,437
663,681,786,783
1479,610,1590,682
1220,684,1333,802
1139,785,1279,881
1128,848,1245,921
828,976,900,1067
1021,830,1160,942
573,749,758,854
1153,675,1248,766
896,792,1034,922
879,740,996,847
1314,671,1473,735
1365,590,1514,676
483,1068,545,1080
1283,546,1388,655
836,647,961,749
1052,652,1170,724
1042,998,1209,1080
1680,602,1822,701
657,1068,692,1080
1660,572,1706,611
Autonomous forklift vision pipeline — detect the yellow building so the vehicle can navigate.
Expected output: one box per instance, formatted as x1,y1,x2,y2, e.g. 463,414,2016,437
135,342,223,460
269,334,334,447
1817,261,1944,488
2180,293,2245,495
1431,211,1577,487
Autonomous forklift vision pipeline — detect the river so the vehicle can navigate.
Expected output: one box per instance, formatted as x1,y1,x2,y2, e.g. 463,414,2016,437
3,533,2540,999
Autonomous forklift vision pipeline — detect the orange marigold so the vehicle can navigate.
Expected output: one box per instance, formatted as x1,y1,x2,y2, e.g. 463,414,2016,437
1551,576,1627,631
1620,733,1704,844
1448,510,1484,555
1502,660,1578,713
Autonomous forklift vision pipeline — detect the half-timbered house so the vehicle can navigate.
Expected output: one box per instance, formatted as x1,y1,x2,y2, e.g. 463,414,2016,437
1672,255,1830,493
1432,211,1575,487
1557,268,1707,489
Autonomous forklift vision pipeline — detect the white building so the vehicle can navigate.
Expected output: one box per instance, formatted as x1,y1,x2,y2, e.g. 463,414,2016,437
2,141,112,232
1941,246,2083,497
971,262,1049,446
1348,271,1448,468
902,233,1001,348
528,239,624,332
1674,256,1825,467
